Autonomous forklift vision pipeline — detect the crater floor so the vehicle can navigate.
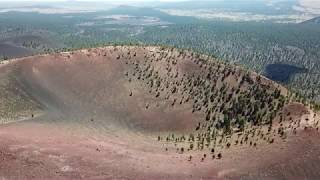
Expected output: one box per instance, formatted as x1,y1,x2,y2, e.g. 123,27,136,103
0,46,319,179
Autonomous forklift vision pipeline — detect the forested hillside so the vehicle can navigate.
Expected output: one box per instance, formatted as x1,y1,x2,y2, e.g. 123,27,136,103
0,8,320,104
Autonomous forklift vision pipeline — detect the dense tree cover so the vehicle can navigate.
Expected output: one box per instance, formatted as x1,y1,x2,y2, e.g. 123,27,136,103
137,22,320,102
58,21,320,104
0,11,320,104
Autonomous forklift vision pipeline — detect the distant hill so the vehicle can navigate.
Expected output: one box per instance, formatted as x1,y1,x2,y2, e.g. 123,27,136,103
105,6,199,24
0,35,61,59
301,16,320,25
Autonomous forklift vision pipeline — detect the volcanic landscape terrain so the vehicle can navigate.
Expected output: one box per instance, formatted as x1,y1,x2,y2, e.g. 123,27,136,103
0,46,319,179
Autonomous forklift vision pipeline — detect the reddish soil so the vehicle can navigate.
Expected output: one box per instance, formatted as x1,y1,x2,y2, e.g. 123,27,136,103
1,120,320,180
0,46,319,179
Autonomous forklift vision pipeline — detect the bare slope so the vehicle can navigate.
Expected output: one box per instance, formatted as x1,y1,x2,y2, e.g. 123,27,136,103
0,46,319,179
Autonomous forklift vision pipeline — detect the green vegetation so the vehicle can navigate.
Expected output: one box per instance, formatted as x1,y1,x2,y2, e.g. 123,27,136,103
138,23,320,102
114,46,310,161
0,8,319,137
0,68,41,124
1,10,318,103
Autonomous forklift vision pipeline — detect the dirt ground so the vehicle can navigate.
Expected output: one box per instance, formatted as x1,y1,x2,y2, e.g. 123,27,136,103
1,46,320,179
1,120,320,180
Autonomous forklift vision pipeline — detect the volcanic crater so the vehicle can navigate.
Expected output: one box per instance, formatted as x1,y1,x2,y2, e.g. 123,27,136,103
0,46,319,179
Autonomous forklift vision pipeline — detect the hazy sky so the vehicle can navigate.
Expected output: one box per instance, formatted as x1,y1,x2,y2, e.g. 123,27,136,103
0,0,188,1
0,0,189,4
0,0,299,1
0,0,319,15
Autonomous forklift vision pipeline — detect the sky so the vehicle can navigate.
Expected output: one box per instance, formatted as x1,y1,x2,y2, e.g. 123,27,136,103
0,0,189,5
296,0,320,14
0,0,319,17
0,0,273,1
0,0,187,2
0,0,318,7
